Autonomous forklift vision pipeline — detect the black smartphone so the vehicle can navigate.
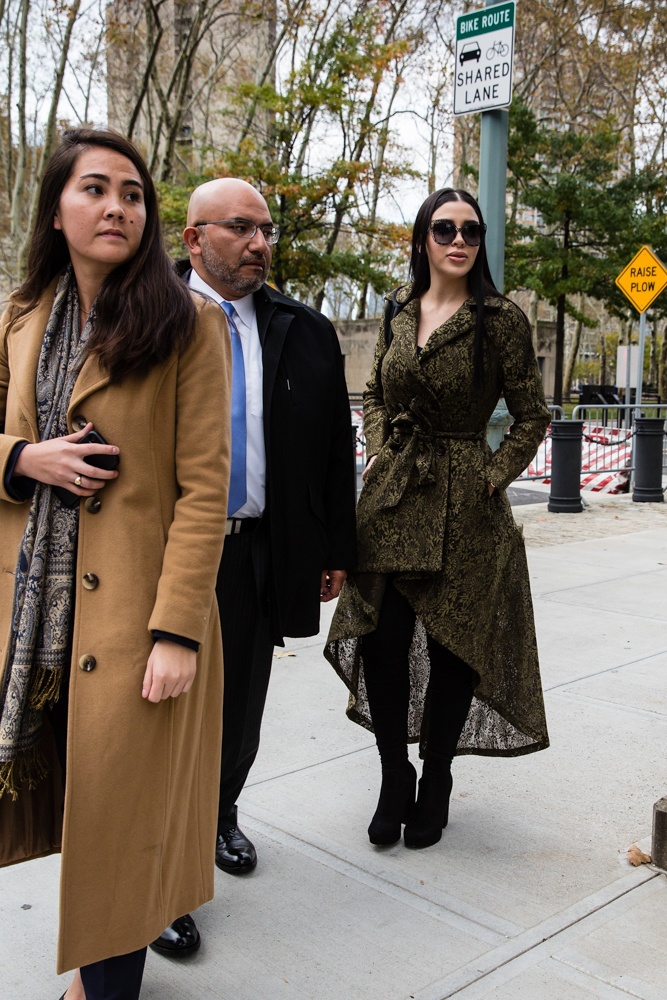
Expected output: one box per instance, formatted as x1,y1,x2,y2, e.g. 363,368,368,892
54,430,120,508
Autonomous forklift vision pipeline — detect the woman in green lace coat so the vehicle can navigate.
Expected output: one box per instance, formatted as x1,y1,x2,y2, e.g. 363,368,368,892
325,188,550,850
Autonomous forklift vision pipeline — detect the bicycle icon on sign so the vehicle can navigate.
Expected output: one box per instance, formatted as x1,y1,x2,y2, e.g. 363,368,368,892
486,40,509,59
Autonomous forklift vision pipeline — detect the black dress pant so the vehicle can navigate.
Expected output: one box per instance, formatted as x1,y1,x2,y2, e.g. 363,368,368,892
216,525,275,829
360,581,474,769
78,950,147,1000
46,675,147,1000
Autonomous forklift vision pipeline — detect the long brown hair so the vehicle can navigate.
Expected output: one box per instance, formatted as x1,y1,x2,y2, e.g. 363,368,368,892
14,128,196,381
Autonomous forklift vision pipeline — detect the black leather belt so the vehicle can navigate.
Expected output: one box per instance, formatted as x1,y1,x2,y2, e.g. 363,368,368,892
225,517,261,536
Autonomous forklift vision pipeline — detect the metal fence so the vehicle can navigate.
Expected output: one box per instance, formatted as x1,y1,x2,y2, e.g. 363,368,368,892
516,403,667,492
505,405,564,483
350,405,366,500
572,404,667,485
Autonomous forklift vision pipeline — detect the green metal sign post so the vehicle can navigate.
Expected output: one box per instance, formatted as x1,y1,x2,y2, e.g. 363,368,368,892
454,0,515,290
454,0,516,442
478,105,509,291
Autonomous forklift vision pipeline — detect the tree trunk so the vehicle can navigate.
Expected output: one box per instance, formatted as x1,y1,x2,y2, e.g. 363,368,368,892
553,214,569,406
3,26,14,204
599,320,607,386
554,293,566,406
10,0,29,244
127,0,163,139
562,293,583,399
528,289,538,352
19,0,82,275
357,69,401,320
314,0,410,312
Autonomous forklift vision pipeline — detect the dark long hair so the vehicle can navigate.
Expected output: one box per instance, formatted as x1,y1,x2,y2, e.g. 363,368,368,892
14,128,196,381
404,188,502,385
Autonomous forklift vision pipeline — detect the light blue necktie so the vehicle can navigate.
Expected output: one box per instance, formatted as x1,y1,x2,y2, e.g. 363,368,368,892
221,301,247,515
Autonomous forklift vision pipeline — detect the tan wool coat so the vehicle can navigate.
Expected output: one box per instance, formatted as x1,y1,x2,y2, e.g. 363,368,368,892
0,280,232,973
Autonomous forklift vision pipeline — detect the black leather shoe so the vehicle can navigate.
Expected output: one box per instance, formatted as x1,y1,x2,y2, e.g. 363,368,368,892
215,806,257,874
149,913,201,957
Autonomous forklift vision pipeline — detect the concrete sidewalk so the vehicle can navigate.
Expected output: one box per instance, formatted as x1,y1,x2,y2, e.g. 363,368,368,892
3,500,667,999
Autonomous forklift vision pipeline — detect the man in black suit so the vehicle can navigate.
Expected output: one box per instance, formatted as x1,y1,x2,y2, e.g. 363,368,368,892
150,178,357,957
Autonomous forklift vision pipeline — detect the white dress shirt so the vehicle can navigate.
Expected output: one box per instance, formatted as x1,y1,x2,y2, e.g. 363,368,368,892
189,268,266,517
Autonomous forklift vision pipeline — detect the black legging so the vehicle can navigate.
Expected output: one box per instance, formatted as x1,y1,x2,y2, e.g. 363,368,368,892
46,672,147,1000
360,581,474,772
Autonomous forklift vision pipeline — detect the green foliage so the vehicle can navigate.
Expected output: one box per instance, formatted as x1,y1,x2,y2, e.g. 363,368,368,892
505,101,667,322
214,142,410,296
156,181,198,259
208,2,418,302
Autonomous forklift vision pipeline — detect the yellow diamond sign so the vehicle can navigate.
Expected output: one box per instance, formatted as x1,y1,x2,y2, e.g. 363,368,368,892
615,246,667,314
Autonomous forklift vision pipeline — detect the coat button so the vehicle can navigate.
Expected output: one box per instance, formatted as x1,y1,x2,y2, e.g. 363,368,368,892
79,654,96,672
72,415,87,431
84,496,102,514
82,573,99,590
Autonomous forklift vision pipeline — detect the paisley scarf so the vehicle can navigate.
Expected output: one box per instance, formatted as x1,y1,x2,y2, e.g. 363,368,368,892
0,267,95,799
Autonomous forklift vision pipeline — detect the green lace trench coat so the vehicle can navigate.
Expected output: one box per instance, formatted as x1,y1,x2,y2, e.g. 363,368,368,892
325,288,551,757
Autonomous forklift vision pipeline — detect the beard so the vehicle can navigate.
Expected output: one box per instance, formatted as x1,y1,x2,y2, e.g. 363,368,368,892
200,235,269,295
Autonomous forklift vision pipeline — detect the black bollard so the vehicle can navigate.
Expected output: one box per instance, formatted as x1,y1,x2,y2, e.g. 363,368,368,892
632,417,665,503
548,420,583,513
652,797,667,873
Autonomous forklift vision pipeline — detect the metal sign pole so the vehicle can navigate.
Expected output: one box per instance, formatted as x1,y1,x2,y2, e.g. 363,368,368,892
478,108,509,290
476,0,508,292
636,311,647,411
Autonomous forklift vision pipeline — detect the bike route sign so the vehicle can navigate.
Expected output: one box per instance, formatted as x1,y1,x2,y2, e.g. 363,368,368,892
453,1,515,116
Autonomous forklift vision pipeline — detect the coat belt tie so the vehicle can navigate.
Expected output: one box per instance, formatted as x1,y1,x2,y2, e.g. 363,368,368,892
369,406,485,512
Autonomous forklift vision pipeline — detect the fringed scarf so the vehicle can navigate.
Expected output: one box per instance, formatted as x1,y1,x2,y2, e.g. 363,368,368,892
0,267,95,799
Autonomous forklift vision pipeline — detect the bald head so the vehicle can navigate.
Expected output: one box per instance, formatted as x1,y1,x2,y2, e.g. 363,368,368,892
186,178,270,228
183,177,274,300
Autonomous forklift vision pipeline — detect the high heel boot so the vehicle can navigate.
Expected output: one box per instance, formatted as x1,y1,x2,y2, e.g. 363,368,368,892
403,762,453,849
368,759,417,845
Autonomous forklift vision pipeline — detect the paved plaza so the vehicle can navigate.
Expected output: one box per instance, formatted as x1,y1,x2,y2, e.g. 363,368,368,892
3,495,667,1000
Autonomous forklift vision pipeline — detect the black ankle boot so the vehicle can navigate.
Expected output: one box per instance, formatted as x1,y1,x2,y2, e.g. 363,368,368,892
403,767,453,849
368,760,417,845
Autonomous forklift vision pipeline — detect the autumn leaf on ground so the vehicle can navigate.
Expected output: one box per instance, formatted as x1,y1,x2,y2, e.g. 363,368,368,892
274,650,296,658
627,844,651,866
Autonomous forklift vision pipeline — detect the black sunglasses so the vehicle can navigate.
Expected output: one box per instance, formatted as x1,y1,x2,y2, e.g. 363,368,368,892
429,220,486,247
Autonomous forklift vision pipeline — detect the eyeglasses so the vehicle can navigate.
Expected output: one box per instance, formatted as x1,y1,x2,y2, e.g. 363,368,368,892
195,218,280,244
429,220,486,247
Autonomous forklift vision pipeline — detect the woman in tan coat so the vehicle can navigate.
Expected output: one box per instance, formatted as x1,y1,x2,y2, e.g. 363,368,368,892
326,188,550,851
0,129,231,998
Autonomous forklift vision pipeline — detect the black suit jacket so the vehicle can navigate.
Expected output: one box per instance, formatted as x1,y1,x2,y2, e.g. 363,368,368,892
177,262,358,640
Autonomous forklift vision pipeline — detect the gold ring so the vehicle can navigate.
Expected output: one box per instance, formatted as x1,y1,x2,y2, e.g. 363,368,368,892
74,476,83,487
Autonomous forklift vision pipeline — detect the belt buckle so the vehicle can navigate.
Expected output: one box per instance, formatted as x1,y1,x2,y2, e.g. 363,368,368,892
225,518,243,536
